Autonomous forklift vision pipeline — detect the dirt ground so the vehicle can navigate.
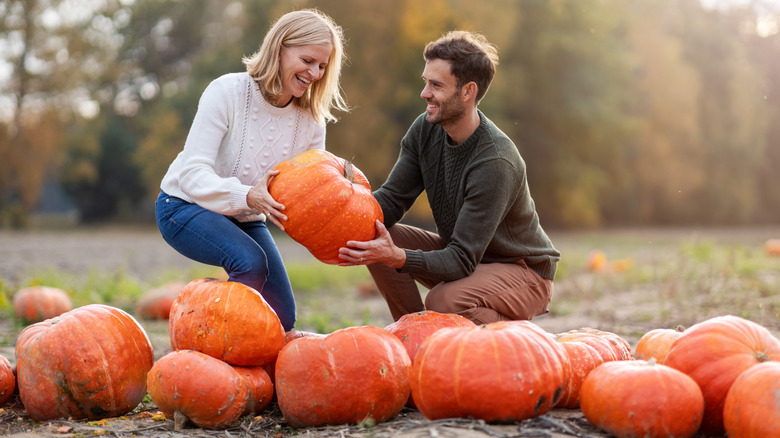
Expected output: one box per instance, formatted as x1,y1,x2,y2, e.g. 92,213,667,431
4,226,763,437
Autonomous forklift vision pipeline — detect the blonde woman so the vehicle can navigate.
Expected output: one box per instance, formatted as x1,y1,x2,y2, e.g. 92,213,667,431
156,9,348,331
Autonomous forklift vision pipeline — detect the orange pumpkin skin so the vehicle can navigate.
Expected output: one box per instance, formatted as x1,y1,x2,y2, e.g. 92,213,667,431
234,365,274,415
581,360,704,438
13,286,72,323
724,361,780,437
276,325,411,428
147,350,248,430
15,304,154,421
268,149,383,264
555,328,632,361
634,326,685,363
385,311,476,408
555,340,605,408
411,321,570,422
0,355,14,406
169,278,285,366
135,282,184,320
765,239,780,256
664,315,780,436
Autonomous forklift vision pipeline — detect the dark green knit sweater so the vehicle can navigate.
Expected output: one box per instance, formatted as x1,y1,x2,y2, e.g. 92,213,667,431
374,111,560,281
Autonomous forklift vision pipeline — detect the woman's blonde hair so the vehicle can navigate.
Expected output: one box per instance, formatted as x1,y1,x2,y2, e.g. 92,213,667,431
243,9,348,125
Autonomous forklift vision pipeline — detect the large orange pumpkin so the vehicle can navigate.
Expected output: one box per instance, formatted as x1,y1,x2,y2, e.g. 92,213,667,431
555,340,604,409
147,350,248,430
13,286,72,323
634,325,685,363
135,281,184,320
169,278,285,366
580,360,704,438
268,149,383,264
664,315,780,436
15,304,154,420
411,320,570,422
0,355,14,406
276,325,411,428
723,361,780,437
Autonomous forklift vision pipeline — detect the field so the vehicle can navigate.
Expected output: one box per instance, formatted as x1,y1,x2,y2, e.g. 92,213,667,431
1,225,779,437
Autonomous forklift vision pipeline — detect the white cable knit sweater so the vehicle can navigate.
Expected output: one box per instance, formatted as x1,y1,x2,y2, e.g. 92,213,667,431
160,72,326,222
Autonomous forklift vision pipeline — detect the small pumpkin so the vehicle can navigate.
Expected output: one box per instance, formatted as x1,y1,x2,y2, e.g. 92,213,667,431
634,325,685,363
723,361,780,437
15,304,154,421
135,282,184,320
13,286,72,323
147,350,248,430
586,250,607,272
555,327,632,361
765,238,780,256
169,278,285,366
580,360,704,438
555,340,604,409
268,149,383,264
0,355,14,406
234,365,274,415
276,325,411,428
664,315,780,436
411,320,569,422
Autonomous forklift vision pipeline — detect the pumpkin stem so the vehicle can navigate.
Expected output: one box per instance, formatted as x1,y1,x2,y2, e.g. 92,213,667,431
756,350,771,363
343,161,355,183
174,411,190,431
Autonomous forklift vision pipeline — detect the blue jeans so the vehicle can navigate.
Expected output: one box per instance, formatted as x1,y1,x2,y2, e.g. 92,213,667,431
155,191,295,330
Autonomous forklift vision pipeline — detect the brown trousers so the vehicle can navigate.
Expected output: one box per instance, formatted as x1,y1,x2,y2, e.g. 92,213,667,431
367,224,553,325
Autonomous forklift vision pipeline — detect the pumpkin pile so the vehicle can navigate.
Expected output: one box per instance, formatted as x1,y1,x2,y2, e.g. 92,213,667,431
147,278,282,429
268,149,383,264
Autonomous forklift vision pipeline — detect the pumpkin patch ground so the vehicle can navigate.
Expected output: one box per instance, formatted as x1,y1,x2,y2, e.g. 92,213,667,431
2,226,780,437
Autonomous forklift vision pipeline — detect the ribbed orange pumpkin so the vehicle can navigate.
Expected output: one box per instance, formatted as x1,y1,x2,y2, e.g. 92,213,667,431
135,282,184,320
169,278,285,366
15,304,154,420
664,315,780,436
555,327,632,361
634,326,685,363
411,320,569,422
0,355,14,406
234,365,274,415
268,149,383,264
724,361,780,437
276,325,411,428
147,350,248,430
555,340,604,408
13,286,72,323
580,360,704,438
385,311,476,408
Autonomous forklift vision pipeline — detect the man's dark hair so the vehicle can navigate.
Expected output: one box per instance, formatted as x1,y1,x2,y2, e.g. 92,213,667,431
423,30,499,104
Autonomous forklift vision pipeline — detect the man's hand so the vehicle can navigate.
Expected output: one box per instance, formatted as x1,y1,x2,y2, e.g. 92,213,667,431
338,220,406,268
247,169,287,230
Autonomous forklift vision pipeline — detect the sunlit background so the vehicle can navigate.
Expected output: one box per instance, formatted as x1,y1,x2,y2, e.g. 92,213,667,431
1,0,778,230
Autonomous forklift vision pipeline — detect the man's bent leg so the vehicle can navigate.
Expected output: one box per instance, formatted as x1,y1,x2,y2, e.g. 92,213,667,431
367,224,444,321
424,260,553,324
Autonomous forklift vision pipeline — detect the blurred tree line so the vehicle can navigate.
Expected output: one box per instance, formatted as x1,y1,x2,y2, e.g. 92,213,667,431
0,0,778,229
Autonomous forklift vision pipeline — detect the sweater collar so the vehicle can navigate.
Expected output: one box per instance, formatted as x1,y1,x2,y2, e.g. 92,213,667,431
249,74,299,117
445,110,488,152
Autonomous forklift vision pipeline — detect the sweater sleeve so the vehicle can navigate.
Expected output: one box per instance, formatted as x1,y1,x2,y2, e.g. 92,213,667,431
401,157,519,281
176,78,253,215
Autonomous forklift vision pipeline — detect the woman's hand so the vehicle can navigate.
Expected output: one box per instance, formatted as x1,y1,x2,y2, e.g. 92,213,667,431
338,220,406,268
247,169,287,230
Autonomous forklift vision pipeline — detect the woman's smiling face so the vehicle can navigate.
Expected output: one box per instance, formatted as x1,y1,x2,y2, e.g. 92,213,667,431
275,43,333,106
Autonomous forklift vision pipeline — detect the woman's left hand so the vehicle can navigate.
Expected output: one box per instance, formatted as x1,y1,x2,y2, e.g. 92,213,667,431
247,169,287,230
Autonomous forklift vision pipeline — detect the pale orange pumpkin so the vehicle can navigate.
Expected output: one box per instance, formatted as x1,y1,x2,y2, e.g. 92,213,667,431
724,361,780,437
13,286,72,323
634,325,685,363
135,281,184,320
0,355,14,406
